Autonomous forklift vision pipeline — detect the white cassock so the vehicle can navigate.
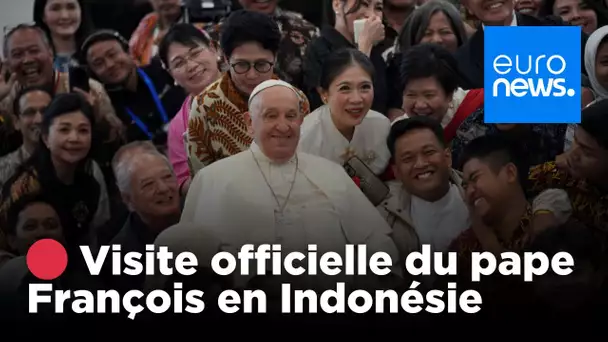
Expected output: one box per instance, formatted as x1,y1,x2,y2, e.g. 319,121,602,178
298,105,391,175
181,143,400,288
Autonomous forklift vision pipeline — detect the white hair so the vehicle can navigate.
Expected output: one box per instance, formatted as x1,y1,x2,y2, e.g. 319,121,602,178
112,141,174,195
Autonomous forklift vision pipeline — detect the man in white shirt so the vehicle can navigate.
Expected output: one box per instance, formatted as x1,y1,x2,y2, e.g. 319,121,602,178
378,116,470,261
181,80,400,293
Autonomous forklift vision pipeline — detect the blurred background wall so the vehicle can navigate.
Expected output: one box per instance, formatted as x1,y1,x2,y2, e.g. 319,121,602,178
0,0,36,55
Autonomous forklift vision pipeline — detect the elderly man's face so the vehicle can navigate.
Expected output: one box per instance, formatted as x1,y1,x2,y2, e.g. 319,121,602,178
246,86,303,162
125,154,180,221
6,28,54,88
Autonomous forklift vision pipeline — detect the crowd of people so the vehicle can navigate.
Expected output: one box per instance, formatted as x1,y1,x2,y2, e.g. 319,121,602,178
0,0,607,324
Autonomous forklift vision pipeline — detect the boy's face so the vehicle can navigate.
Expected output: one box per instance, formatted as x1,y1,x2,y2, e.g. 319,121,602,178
462,158,517,224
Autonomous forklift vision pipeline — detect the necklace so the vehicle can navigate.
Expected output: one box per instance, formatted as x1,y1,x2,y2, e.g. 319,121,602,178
250,149,299,214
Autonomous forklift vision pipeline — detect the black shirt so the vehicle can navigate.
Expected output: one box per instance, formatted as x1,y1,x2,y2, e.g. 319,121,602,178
105,212,160,293
303,26,393,114
106,59,186,146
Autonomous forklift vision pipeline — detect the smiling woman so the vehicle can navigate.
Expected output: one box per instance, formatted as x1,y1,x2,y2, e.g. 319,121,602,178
538,0,608,35
299,48,391,176
33,0,93,72
0,93,110,256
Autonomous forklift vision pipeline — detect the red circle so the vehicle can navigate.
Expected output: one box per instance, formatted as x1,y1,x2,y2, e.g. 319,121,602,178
26,239,68,280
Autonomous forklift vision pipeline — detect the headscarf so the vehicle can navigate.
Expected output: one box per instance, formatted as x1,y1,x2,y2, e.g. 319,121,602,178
585,25,608,99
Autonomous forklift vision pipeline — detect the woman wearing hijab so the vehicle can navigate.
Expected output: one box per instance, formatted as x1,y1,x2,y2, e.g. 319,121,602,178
564,25,608,150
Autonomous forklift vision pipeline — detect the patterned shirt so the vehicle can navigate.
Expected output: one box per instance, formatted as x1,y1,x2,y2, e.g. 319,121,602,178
205,8,319,88
529,161,608,234
450,108,567,169
186,72,310,175
0,146,31,187
443,204,533,308
449,204,533,259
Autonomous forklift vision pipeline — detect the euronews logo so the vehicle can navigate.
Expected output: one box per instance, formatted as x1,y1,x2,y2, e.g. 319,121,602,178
484,26,581,123
492,54,576,98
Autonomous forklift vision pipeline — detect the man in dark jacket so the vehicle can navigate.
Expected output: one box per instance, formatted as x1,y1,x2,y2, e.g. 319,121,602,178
455,0,588,89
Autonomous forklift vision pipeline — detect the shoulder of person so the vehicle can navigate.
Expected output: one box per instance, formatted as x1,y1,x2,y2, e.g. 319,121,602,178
0,256,28,294
193,76,224,110
364,110,391,124
301,105,323,124
298,152,347,175
195,150,249,176
384,179,405,198
5,167,39,193
535,14,566,26
307,29,333,52
132,12,159,35
280,10,318,31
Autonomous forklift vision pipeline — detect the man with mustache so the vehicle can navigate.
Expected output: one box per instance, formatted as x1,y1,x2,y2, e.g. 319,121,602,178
181,80,401,297
0,87,51,186
378,116,470,263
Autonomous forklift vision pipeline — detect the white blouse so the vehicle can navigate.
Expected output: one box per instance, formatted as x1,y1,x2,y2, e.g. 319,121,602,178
298,105,391,175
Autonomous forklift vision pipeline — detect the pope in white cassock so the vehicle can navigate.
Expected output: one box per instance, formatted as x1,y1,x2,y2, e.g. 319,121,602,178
181,80,401,291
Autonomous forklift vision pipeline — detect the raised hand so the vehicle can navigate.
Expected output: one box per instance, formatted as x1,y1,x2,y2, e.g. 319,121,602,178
0,61,17,102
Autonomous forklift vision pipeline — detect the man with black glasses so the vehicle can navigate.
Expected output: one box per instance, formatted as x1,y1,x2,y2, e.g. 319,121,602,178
186,9,311,174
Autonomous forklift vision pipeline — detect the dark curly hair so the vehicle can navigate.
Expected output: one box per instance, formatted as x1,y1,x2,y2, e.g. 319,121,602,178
220,9,281,58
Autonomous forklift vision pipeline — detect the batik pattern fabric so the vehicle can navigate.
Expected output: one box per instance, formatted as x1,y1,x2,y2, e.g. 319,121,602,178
450,108,567,169
529,161,608,235
187,72,310,175
449,204,533,259
205,8,319,88
433,204,534,313
444,204,534,308
186,73,250,174
0,146,30,187
0,168,41,251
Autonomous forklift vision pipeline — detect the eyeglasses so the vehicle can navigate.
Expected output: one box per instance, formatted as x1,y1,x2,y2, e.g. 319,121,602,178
169,47,208,72
230,60,274,75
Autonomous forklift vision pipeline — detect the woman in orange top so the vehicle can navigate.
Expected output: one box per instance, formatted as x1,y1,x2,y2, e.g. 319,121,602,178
129,0,184,66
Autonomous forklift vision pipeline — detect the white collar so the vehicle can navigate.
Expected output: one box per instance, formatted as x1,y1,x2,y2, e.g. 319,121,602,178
250,142,297,165
482,11,517,30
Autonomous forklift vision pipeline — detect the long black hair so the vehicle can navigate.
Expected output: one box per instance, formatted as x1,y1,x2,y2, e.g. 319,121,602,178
33,0,94,55
6,93,98,194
